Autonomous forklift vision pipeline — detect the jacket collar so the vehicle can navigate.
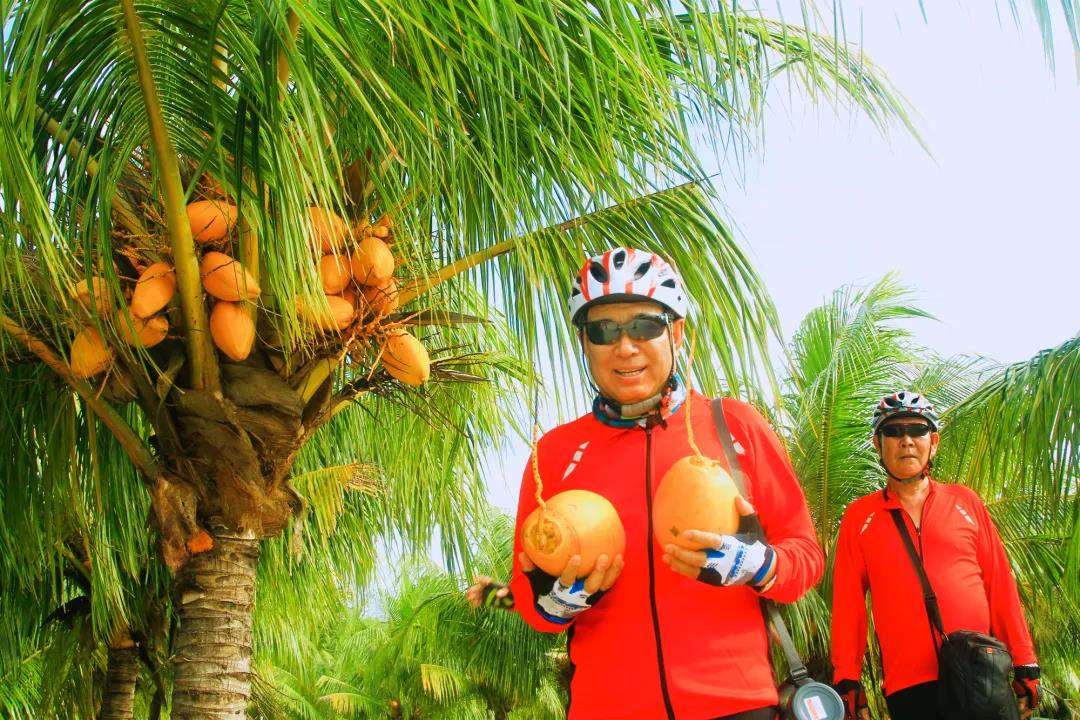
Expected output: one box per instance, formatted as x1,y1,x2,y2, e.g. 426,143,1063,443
881,477,938,508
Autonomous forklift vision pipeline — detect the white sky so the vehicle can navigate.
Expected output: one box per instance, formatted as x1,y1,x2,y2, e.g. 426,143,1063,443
480,1,1080,515
719,0,1080,364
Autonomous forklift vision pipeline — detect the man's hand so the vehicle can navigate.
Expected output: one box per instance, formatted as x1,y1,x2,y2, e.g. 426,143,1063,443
519,551,624,596
465,575,514,610
661,496,777,590
520,550,623,623
832,679,869,720
1013,665,1040,720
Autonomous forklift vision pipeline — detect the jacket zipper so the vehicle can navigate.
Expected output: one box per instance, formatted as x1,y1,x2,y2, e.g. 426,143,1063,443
644,425,677,720
912,493,940,652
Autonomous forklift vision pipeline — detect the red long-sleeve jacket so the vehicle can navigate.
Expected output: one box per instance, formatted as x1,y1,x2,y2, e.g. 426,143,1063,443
508,393,823,720
830,479,1037,695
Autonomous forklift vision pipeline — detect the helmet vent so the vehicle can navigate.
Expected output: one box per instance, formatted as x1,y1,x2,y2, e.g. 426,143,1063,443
612,249,626,269
661,279,676,288
589,261,609,283
633,260,651,280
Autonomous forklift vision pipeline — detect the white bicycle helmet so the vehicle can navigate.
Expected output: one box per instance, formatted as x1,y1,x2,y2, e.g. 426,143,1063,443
872,391,940,432
568,248,687,326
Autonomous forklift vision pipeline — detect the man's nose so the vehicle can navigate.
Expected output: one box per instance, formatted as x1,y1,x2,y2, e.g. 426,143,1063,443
613,331,637,354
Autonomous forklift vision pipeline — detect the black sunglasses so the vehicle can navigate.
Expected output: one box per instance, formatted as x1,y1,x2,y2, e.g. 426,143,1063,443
582,314,670,345
879,424,932,439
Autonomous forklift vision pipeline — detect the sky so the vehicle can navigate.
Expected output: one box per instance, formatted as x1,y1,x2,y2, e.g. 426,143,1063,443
480,1,1080,515
719,0,1080,365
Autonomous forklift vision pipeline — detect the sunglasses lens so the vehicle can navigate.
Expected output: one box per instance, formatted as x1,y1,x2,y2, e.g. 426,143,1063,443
583,315,668,344
881,424,931,438
584,320,620,345
627,317,667,341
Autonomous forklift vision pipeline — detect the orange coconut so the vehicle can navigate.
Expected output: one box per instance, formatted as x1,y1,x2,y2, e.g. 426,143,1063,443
339,285,359,307
351,237,395,285
209,301,255,361
296,294,354,331
130,262,176,318
70,327,114,378
381,331,430,385
319,253,352,295
521,489,625,577
361,278,399,316
200,251,260,302
116,312,169,348
310,207,350,253
187,200,237,243
73,277,113,316
652,455,740,550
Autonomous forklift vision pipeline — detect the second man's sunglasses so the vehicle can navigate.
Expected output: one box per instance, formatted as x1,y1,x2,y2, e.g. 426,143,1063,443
582,314,670,345
879,424,932,438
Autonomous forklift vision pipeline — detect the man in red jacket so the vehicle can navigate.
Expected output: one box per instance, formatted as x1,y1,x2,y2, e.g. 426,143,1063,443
466,248,823,720
830,391,1040,720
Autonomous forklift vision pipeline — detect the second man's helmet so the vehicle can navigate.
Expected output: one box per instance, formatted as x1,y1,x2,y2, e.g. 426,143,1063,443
872,391,940,432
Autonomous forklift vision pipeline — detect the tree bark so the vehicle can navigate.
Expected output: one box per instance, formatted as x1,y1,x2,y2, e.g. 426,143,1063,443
98,646,140,720
170,529,259,720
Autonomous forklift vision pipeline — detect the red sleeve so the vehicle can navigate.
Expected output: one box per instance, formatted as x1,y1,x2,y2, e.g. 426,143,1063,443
724,398,824,603
971,492,1037,665
507,449,573,634
830,505,870,683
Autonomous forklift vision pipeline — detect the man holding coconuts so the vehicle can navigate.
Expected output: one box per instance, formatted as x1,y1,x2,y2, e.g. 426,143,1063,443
830,392,1040,720
466,248,824,720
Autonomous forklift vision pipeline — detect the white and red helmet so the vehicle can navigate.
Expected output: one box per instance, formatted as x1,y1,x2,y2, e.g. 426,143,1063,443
872,391,940,432
568,248,688,325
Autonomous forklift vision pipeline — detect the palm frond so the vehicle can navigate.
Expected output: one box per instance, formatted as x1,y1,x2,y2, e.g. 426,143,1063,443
782,274,933,548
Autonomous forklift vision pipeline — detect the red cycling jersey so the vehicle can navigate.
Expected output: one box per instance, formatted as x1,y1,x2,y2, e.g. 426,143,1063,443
509,393,823,720
830,479,1037,695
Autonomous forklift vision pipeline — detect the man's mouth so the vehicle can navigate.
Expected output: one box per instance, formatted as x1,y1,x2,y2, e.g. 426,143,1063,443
615,368,645,378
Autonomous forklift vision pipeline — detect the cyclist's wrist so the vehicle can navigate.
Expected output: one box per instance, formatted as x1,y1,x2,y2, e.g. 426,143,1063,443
750,549,778,592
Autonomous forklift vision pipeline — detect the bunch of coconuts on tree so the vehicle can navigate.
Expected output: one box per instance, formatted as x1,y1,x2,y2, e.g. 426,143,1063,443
69,195,430,390
50,153,449,579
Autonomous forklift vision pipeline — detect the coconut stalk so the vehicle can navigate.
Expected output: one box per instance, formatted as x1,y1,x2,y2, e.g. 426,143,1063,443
277,9,302,96
170,529,259,720
120,0,219,393
237,7,301,316
98,644,140,720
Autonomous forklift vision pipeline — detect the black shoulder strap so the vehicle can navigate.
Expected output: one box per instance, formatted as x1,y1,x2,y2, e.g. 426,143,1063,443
887,509,946,641
710,397,809,684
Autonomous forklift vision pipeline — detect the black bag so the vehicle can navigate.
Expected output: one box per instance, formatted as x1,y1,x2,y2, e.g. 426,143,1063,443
888,510,1019,720
711,399,844,720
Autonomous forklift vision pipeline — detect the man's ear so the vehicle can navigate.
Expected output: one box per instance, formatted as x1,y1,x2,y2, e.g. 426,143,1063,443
872,434,881,453
671,318,685,350
929,431,940,457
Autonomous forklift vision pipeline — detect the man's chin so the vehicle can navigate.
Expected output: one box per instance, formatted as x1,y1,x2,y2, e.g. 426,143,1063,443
890,465,925,482
603,387,657,407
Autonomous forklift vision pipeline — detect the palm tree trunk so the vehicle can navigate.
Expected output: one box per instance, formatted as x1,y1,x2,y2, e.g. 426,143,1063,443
98,645,140,720
170,529,259,720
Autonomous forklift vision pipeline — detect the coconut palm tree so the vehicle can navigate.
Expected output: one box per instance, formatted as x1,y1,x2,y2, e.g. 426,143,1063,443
1,0,913,716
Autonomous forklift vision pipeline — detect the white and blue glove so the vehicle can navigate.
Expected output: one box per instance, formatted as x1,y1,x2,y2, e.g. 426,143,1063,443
661,497,778,592
520,551,623,625
535,577,598,623
697,534,776,588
